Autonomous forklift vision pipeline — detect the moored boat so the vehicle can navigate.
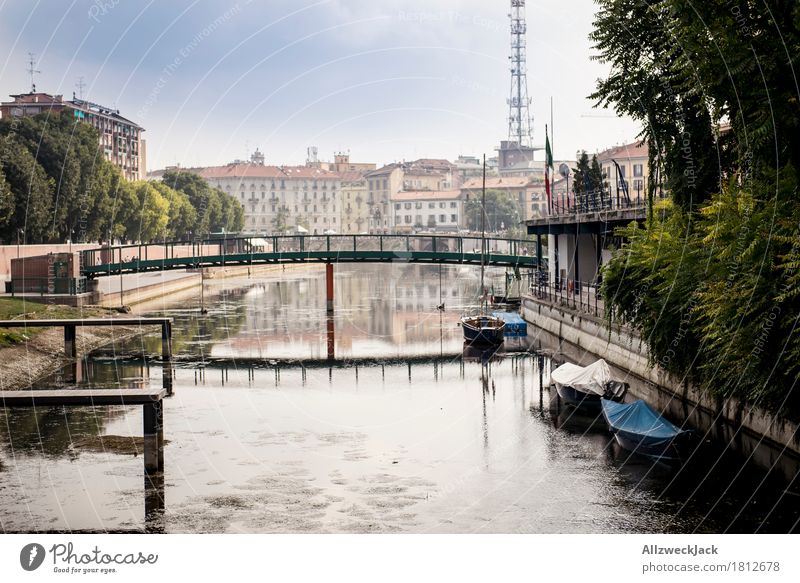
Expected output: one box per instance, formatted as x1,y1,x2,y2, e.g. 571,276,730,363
550,359,627,405
601,399,693,461
461,314,506,346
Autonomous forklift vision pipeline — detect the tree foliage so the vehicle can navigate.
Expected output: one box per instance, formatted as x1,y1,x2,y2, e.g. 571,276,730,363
464,189,524,232
595,1,800,415
0,111,244,243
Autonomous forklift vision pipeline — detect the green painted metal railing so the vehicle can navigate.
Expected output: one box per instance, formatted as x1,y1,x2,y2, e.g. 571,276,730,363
80,234,540,278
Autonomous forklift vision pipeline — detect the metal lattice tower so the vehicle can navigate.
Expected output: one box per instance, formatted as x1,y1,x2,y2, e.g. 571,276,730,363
507,0,532,148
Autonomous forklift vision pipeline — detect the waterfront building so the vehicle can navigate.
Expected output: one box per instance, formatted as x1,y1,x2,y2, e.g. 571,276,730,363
339,172,369,234
365,159,457,233
197,153,341,235
460,176,547,230
596,141,650,204
0,91,146,181
391,190,462,234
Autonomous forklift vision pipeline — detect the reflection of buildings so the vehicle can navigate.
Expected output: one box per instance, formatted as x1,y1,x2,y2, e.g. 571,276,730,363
206,265,478,358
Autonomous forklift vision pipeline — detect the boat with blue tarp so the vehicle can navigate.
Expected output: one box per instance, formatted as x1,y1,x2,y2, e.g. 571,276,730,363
600,399,693,461
490,311,527,337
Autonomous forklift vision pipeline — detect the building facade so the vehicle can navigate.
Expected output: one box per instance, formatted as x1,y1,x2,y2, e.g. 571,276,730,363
0,92,145,181
391,190,462,233
199,160,341,235
339,172,369,234
596,141,650,202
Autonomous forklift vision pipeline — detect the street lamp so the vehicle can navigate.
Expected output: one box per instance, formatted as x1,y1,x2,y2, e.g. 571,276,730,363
16,228,24,259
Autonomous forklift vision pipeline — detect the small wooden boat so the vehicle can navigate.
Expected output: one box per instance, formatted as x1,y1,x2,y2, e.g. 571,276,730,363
601,399,692,460
550,359,627,406
461,314,506,346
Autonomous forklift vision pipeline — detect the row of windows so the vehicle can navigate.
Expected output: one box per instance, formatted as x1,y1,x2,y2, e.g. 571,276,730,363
247,216,339,225
394,201,458,210
395,214,457,224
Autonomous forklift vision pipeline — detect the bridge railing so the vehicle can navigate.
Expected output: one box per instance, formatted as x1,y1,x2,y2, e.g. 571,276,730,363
80,234,541,274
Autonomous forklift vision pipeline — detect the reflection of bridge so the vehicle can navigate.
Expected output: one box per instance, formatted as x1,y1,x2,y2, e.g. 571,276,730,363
79,234,540,278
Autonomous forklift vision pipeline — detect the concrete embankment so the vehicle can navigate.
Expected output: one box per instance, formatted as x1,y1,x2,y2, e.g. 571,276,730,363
521,294,800,476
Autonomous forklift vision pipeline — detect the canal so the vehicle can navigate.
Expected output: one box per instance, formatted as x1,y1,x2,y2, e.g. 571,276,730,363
0,264,798,533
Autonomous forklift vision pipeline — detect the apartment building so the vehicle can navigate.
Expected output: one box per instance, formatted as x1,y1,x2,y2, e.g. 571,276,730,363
596,141,650,201
0,92,145,181
199,161,341,235
339,171,369,234
460,176,546,227
391,190,462,233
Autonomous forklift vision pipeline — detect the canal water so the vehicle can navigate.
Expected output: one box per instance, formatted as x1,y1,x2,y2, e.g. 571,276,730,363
0,264,797,533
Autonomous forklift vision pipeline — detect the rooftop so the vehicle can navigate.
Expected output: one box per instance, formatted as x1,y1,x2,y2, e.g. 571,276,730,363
597,140,648,161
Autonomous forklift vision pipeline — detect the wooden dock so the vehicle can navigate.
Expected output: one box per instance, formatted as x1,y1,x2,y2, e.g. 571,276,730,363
0,317,174,393
0,388,166,473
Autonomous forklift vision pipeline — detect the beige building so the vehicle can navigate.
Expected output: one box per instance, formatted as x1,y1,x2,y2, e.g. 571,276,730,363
365,159,458,234
339,171,369,233
391,190,462,233
1,91,146,181
596,141,650,202
198,158,341,235
460,176,546,229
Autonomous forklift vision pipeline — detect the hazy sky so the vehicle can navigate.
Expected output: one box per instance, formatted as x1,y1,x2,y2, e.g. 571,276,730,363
0,0,641,170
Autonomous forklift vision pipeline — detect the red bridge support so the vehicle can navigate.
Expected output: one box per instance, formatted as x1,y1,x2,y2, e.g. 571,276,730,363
326,263,334,314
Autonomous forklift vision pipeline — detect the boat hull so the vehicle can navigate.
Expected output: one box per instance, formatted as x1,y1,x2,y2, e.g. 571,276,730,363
554,382,601,406
462,316,505,346
601,399,691,461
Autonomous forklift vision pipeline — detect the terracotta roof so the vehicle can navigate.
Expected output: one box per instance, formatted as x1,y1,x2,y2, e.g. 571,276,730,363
364,164,400,178
596,141,648,161
196,164,339,180
338,171,366,183
391,190,462,202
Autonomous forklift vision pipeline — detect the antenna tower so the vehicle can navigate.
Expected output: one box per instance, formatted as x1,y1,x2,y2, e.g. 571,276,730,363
507,1,532,147
26,52,41,93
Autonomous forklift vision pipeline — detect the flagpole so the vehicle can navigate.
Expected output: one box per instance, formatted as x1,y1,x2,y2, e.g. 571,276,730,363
550,96,555,214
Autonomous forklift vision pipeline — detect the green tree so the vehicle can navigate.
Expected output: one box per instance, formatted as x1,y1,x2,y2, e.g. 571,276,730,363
464,189,523,232
153,181,196,240
124,181,170,242
0,142,55,242
271,205,289,234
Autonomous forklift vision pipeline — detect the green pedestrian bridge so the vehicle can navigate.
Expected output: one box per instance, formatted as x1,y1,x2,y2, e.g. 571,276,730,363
79,234,542,278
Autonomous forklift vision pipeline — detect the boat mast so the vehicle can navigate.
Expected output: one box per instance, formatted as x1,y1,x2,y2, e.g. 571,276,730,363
480,154,487,313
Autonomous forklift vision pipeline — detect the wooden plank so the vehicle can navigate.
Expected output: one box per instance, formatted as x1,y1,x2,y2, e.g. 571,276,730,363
0,318,172,328
0,389,165,407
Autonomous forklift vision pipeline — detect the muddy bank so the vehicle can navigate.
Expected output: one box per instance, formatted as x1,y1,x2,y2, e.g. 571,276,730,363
0,324,148,391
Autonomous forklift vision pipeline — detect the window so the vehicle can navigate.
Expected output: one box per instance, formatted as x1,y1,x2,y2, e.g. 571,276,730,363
450,202,457,208
429,202,436,209
404,202,412,210
451,214,457,222
395,203,401,210
633,164,643,177
439,202,445,209
382,179,387,190
395,215,401,224
439,214,446,223
415,202,422,209
271,205,276,212
633,179,644,192
618,165,626,177
405,215,412,224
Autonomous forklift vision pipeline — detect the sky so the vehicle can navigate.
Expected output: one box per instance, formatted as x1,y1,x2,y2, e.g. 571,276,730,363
0,0,641,171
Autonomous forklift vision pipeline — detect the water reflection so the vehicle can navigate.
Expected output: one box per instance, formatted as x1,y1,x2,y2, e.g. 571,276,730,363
1,265,798,533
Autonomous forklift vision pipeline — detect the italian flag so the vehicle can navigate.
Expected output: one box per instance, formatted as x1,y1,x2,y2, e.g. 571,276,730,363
545,125,553,213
